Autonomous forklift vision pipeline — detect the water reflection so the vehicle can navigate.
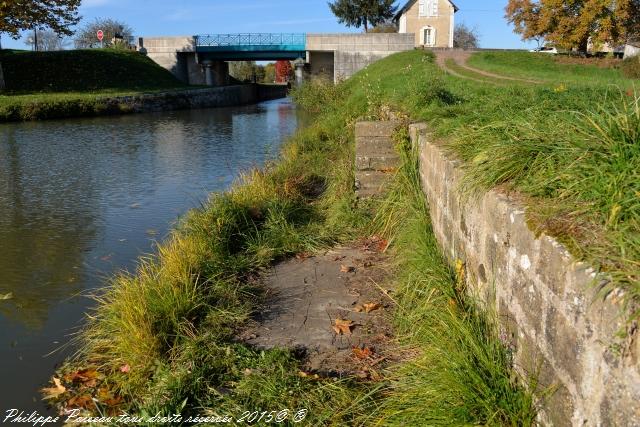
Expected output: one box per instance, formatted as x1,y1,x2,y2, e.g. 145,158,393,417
0,98,301,411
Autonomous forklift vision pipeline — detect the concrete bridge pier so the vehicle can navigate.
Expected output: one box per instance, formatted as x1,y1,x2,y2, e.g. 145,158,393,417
201,59,229,86
294,58,305,87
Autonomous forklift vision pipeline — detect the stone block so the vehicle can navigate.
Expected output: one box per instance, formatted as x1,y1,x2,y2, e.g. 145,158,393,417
355,121,400,138
355,170,392,198
355,154,400,171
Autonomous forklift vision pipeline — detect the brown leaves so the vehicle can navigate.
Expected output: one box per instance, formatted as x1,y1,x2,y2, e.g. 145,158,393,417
362,235,389,253
66,394,93,410
41,377,66,400
332,318,354,335
64,368,102,388
295,252,311,261
354,302,382,313
352,346,374,360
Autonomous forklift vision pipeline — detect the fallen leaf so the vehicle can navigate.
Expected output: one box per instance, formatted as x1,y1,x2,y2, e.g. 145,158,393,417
333,318,354,335
376,239,389,253
0,292,13,300
352,346,374,360
296,252,312,261
340,265,356,273
66,368,100,384
120,364,130,373
363,302,382,313
66,394,93,410
104,396,124,407
354,305,364,313
41,377,66,400
333,255,346,262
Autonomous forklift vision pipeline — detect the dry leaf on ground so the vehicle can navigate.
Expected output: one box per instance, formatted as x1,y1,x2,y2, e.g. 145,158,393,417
352,346,374,360
41,377,66,399
333,318,354,335
363,302,382,313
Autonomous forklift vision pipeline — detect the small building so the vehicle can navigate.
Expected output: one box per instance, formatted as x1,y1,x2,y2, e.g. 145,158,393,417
624,40,640,59
395,0,459,48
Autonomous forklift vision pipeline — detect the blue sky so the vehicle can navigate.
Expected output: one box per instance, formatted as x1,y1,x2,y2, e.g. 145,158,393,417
3,0,535,50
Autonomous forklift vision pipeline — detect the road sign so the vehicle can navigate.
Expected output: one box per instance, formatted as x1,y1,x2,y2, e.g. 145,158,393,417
97,30,104,41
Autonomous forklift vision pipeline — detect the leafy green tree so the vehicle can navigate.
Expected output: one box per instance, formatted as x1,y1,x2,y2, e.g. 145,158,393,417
74,18,134,49
0,0,80,87
328,0,397,32
506,0,640,52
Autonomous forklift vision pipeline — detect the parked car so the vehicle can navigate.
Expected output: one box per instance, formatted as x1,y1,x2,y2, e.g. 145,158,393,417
529,46,558,54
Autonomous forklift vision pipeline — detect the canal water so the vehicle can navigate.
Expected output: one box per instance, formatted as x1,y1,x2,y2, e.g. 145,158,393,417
0,99,302,414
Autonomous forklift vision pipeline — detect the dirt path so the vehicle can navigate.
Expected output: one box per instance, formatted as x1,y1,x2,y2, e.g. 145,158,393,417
239,238,397,377
436,50,543,85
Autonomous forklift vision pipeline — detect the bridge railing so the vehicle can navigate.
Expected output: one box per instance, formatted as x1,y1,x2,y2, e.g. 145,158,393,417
195,33,306,48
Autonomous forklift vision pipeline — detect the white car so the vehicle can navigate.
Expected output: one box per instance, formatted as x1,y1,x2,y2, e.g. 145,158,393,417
529,46,558,54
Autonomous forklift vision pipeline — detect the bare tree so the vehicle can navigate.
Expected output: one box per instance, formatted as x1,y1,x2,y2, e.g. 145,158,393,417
23,29,69,51
74,18,133,49
453,23,480,49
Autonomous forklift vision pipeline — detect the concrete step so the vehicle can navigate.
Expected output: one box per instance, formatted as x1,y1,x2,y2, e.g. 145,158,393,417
355,121,401,138
355,170,395,197
356,154,401,171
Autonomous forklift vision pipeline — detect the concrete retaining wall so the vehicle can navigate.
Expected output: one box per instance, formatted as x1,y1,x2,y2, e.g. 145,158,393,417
307,33,415,81
409,123,640,426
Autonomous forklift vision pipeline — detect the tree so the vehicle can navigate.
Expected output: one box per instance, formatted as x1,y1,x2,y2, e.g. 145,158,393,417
0,0,80,88
328,0,397,32
1,0,80,39
370,20,398,33
23,29,69,51
74,18,133,49
453,23,480,49
506,0,640,52
264,62,276,83
230,61,265,82
275,60,293,83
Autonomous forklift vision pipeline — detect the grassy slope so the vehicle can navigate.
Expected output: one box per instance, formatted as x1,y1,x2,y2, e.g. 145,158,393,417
467,51,629,85
49,50,638,425
49,50,538,426
0,49,186,121
0,49,184,93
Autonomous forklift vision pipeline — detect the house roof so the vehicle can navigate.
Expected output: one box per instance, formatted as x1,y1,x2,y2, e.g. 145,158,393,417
395,0,460,20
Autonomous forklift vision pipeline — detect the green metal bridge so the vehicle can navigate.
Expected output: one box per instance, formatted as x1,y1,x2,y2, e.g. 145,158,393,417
194,33,307,60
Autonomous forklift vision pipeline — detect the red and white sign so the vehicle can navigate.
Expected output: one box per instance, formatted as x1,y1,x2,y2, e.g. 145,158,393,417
97,30,104,41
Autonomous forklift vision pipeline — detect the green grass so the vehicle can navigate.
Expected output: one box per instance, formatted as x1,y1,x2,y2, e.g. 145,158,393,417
0,49,188,121
443,58,506,84
49,48,638,424
0,49,184,93
467,51,629,86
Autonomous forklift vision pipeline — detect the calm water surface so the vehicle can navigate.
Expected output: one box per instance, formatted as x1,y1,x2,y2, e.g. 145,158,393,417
0,99,302,413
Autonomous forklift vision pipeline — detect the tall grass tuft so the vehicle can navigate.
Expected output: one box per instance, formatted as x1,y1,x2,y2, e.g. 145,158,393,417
365,136,538,426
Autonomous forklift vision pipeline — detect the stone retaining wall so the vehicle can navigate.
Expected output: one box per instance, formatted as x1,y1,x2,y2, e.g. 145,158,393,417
409,123,639,426
107,84,288,114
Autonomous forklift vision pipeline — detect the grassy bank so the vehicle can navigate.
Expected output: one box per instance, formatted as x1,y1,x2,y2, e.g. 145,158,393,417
47,50,540,425
47,49,639,424
0,49,187,121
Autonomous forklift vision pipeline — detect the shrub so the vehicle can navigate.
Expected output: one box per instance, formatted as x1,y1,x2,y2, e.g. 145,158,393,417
620,56,640,79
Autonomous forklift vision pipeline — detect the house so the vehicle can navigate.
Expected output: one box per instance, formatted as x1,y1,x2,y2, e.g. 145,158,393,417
624,40,640,59
395,0,459,48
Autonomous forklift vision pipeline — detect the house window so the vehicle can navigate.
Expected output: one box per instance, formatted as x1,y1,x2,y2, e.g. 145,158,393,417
422,26,436,46
419,0,439,17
